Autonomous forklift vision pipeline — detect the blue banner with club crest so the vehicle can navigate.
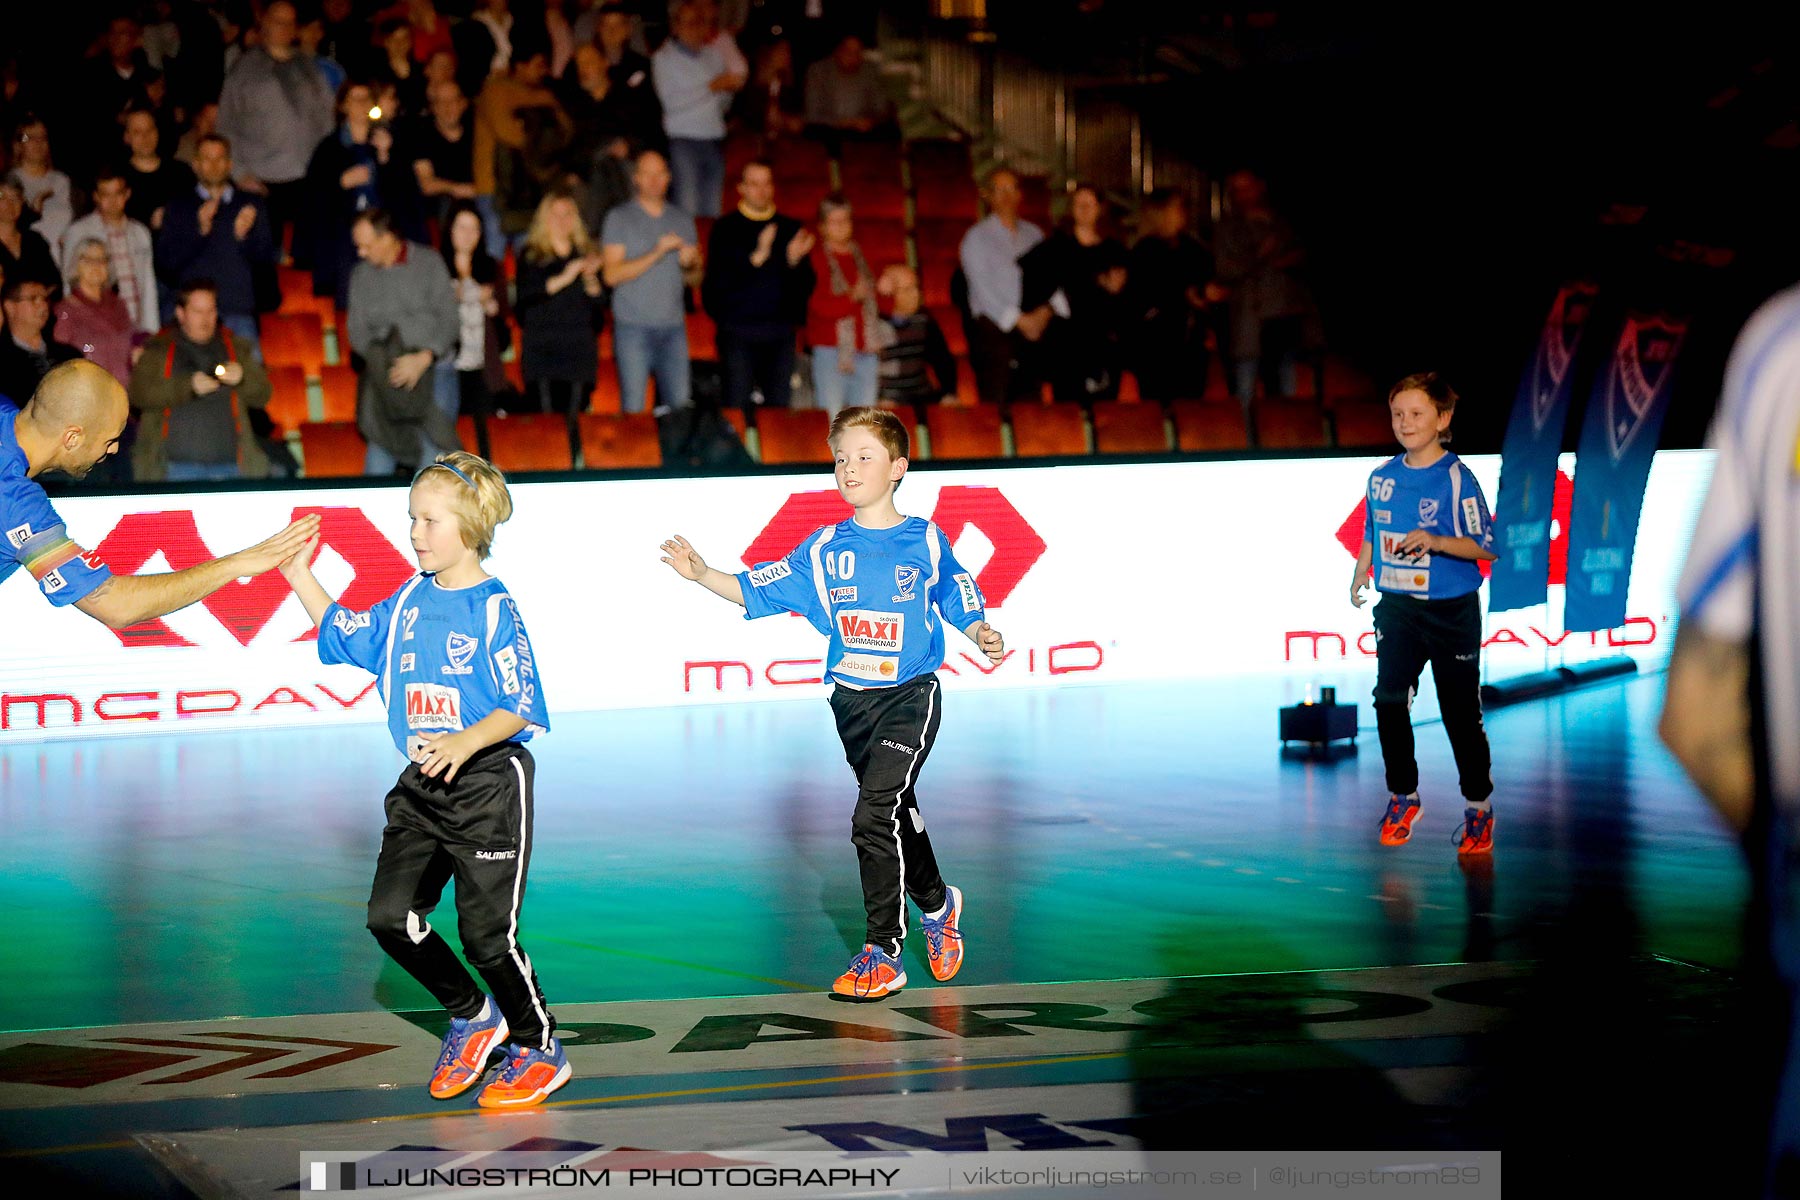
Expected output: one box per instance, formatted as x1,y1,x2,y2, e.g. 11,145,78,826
1564,310,1689,632
1490,281,1599,612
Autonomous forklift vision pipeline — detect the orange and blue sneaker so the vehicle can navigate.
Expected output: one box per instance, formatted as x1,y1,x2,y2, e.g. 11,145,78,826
920,885,965,982
428,997,509,1100
477,1038,571,1109
1378,794,1422,846
1454,806,1495,856
832,943,907,998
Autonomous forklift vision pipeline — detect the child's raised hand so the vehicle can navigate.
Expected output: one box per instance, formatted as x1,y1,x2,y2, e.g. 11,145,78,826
278,531,321,583
660,534,708,581
972,620,1004,665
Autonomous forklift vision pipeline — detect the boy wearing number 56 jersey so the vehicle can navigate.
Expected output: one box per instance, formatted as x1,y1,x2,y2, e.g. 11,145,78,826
1350,373,1500,856
660,407,1006,998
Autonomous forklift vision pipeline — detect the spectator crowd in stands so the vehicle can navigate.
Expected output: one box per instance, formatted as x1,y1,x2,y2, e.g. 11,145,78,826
0,0,1320,481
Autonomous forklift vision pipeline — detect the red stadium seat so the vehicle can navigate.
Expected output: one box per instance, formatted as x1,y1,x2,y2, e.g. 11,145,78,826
298,421,366,477
756,408,832,464
919,255,958,308
912,218,968,261
317,364,358,422
259,312,325,374
1254,398,1329,450
685,311,718,361
1333,403,1395,449
482,413,574,472
1172,401,1249,451
1092,401,1171,454
926,404,1004,459
1010,402,1088,457
264,364,310,434
854,218,908,269
578,413,663,469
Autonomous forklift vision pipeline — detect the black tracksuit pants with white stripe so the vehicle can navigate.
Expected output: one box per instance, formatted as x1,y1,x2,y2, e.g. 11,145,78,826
365,743,556,1049
831,673,950,955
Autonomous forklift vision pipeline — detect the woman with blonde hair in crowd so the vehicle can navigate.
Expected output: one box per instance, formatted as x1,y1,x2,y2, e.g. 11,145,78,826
55,238,142,387
514,188,605,419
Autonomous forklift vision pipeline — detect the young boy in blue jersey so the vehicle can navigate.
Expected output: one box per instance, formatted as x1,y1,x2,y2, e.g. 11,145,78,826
1350,373,1500,855
278,451,568,1107
660,407,1006,998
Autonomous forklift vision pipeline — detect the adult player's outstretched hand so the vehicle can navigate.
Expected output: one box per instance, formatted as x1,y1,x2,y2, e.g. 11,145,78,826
231,515,324,576
972,620,1005,665
660,535,707,581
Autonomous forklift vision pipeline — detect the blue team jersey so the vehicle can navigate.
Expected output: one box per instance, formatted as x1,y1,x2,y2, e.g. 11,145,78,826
737,515,987,689
317,572,548,760
0,403,113,607
1365,451,1495,600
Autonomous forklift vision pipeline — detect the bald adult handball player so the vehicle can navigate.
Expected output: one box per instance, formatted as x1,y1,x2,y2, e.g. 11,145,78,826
1,359,318,625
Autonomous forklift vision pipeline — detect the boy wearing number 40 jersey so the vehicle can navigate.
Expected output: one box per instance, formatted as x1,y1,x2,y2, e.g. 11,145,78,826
661,407,1006,999
1350,373,1500,856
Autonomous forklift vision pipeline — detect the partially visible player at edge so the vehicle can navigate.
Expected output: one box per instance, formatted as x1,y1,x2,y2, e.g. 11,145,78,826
1,359,318,624
278,451,568,1108
1350,372,1499,855
661,406,1005,998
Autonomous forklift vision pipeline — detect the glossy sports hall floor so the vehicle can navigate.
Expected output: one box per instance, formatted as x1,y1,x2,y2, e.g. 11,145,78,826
0,673,1766,1194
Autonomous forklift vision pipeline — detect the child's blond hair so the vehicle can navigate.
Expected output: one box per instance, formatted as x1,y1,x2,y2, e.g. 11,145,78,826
828,406,909,462
414,451,513,559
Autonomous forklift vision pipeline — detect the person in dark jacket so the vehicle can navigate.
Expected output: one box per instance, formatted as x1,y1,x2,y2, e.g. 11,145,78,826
514,189,606,418
700,160,815,409
306,81,422,310
155,134,274,351
127,278,272,482
1019,183,1129,406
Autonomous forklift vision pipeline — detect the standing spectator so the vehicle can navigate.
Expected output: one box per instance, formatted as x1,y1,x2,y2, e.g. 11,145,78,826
1662,285,1800,1198
1019,183,1129,405
77,16,153,171
173,101,221,169
652,1,742,220
298,9,348,97
318,0,374,78
123,108,196,233
514,190,605,418
0,179,61,294
371,19,428,121
60,170,158,336
437,201,510,424
959,167,1048,406
591,2,663,154
413,80,479,228
457,0,516,89
307,82,415,311
696,0,750,90
1127,187,1220,402
156,133,275,350
804,196,885,416
601,148,702,414
56,240,143,388
128,279,271,482
802,35,893,154
474,30,571,253
346,208,459,474
876,264,957,410
216,0,336,261
0,278,79,405
8,118,73,256
744,39,805,144
559,44,636,235
395,0,454,65
701,159,814,409
1214,168,1321,404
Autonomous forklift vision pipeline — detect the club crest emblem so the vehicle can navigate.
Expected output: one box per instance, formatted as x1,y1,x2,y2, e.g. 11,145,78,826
1606,313,1687,463
893,564,920,602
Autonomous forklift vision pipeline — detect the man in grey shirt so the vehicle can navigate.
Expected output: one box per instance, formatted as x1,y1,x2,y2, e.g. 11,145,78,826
216,0,334,262
347,209,459,475
803,35,893,154
602,149,704,414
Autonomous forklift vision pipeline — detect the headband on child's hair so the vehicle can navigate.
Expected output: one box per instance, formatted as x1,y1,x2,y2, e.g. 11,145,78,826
416,461,477,490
